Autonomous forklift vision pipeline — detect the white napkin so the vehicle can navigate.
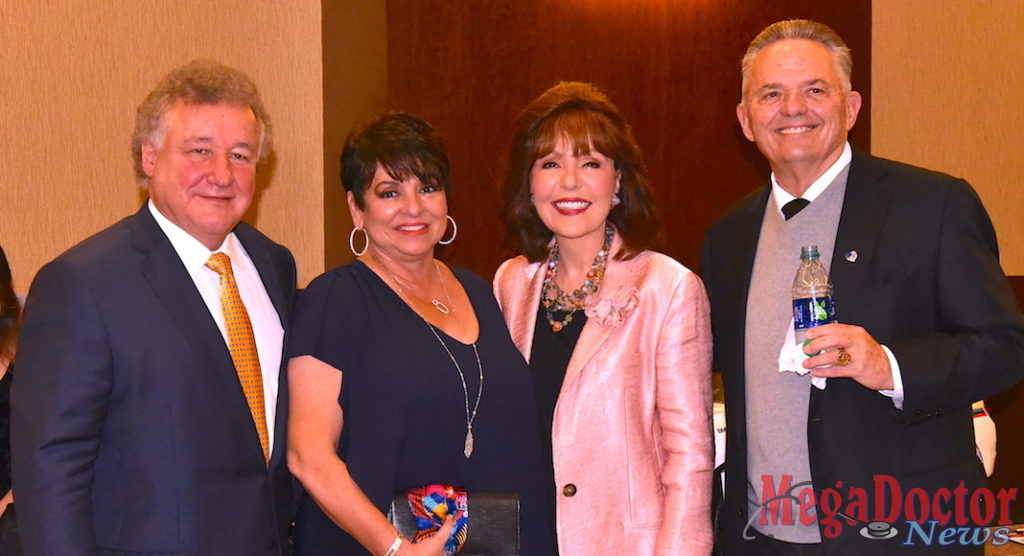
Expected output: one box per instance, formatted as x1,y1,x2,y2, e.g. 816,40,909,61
778,319,827,390
713,403,726,469
972,401,997,477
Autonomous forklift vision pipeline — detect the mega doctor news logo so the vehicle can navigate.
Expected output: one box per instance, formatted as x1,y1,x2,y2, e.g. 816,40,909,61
745,474,1019,547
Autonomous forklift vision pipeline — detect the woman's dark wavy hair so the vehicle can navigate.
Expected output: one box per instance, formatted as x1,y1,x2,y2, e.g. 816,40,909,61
501,81,659,262
341,111,451,209
0,246,21,363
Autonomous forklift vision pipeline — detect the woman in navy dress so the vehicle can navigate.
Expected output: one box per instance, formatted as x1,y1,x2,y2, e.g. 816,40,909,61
286,112,554,555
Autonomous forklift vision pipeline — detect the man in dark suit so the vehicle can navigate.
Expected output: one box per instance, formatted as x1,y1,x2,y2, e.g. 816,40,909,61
12,60,295,555
702,20,1024,555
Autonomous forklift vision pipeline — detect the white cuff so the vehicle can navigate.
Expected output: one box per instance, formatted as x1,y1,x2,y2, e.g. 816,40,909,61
877,345,904,409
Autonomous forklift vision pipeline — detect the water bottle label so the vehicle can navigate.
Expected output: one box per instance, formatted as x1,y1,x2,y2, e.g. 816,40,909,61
793,296,836,330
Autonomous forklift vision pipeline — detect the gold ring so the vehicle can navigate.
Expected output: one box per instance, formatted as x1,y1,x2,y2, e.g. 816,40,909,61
837,350,853,367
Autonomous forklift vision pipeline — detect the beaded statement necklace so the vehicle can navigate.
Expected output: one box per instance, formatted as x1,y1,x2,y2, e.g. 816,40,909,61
370,254,483,458
541,222,613,332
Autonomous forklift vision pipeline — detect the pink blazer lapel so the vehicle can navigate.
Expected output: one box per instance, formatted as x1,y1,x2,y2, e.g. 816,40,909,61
505,259,546,363
558,234,630,398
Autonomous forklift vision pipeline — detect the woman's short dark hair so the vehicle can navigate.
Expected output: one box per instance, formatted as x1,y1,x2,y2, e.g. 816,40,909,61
341,111,451,209
0,245,21,363
502,81,659,262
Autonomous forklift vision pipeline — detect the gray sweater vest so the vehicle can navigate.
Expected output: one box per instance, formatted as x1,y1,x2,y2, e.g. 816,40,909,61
743,167,849,542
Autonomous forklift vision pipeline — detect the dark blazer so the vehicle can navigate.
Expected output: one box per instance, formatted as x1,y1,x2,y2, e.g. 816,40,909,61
702,151,1024,555
12,205,296,555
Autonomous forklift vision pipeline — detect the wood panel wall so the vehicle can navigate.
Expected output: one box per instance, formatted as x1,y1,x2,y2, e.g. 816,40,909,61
322,2,389,271
385,0,872,279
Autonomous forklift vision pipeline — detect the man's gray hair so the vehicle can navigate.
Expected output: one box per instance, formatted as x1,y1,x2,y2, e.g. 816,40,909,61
740,19,852,101
131,60,272,185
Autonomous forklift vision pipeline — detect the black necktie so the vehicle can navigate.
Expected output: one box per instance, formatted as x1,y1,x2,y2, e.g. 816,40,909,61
782,198,810,220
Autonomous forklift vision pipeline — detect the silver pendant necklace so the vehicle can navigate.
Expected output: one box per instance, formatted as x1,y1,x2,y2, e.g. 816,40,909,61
372,255,483,458
432,264,483,458
369,255,451,314
425,324,483,458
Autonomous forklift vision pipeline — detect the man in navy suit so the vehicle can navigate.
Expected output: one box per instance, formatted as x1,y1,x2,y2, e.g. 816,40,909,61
12,60,295,555
703,20,1024,555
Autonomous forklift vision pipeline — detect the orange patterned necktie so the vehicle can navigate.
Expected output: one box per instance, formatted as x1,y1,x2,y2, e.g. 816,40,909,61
206,252,269,463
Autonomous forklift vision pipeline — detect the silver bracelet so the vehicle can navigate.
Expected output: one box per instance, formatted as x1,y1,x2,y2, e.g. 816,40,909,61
383,535,403,556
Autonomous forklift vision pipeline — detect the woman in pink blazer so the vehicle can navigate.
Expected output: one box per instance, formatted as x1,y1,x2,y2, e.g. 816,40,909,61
494,82,714,555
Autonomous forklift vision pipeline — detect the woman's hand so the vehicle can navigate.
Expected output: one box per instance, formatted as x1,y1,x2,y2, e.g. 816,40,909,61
400,515,457,556
0,489,12,516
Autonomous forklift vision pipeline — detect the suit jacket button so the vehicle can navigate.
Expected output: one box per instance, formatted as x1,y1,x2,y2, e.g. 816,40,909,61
563,484,577,497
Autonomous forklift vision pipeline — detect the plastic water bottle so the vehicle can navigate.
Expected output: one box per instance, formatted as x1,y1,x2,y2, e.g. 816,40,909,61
792,245,836,345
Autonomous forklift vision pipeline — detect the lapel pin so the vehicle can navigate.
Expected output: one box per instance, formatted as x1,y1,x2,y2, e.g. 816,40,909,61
845,250,858,263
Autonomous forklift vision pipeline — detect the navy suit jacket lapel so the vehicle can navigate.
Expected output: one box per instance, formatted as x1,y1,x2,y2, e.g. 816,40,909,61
130,206,270,461
727,187,771,376
831,151,891,325
235,223,289,327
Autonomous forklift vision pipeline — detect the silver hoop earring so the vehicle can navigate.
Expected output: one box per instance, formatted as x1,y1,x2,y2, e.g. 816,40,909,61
349,227,368,256
611,194,621,206
438,215,458,245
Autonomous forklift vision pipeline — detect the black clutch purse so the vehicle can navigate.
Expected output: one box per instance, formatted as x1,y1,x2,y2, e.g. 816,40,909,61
389,491,520,556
